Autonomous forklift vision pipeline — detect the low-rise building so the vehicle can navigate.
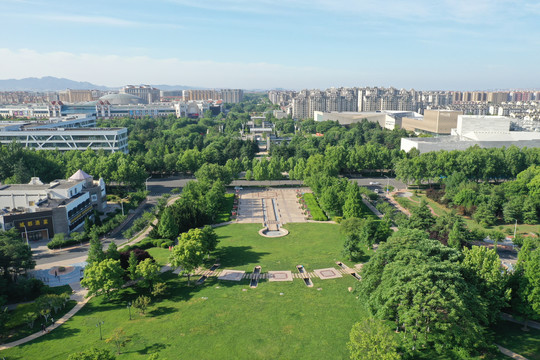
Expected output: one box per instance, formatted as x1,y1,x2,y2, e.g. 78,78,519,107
313,110,421,130
401,115,540,153
0,115,128,153
0,170,107,240
401,110,463,134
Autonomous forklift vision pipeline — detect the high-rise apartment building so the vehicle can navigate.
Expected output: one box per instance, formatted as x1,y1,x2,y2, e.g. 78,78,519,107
221,89,244,103
58,89,94,103
120,85,160,104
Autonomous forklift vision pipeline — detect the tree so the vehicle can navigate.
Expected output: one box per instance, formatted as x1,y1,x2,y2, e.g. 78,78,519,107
462,246,510,325
473,202,496,227
127,251,138,281
67,347,116,360
23,312,38,329
157,207,179,240
358,230,488,355
200,225,219,256
105,328,131,354
503,196,523,223
0,228,35,277
341,218,363,260
107,242,120,261
136,258,160,289
81,259,124,299
343,183,364,219
513,239,540,328
348,318,401,360
151,282,167,299
447,221,466,250
132,295,151,315
194,163,232,185
407,199,435,231
87,230,105,265
169,230,205,286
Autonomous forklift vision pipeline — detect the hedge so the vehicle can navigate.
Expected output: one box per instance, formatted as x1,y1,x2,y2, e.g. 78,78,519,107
303,193,328,221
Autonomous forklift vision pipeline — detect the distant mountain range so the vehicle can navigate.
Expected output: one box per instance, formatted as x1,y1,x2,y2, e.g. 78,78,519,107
0,77,201,91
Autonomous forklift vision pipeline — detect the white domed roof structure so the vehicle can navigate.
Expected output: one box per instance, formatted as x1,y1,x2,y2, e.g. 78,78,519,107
99,93,145,105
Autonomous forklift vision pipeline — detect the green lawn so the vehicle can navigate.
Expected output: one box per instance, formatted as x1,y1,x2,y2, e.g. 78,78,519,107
492,320,540,360
2,223,369,359
146,247,171,267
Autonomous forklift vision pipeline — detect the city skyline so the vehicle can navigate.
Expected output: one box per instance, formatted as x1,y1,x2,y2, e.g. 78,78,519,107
1,0,539,89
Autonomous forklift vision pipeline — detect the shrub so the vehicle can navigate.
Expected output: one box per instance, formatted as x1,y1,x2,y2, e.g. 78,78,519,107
119,249,153,270
47,234,80,249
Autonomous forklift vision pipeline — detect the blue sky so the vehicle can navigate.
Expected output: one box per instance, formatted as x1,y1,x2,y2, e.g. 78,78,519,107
0,0,539,90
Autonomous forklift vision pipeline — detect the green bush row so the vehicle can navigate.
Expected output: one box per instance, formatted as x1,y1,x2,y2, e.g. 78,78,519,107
303,193,328,221
122,238,174,252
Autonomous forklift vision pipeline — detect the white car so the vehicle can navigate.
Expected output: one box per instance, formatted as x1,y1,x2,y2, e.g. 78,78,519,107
369,181,380,185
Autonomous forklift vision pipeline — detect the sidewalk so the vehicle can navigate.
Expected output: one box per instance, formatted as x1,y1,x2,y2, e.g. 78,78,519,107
501,313,540,330
496,344,529,360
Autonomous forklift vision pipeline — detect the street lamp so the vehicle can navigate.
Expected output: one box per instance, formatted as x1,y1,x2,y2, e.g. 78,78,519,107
127,302,132,320
145,176,152,192
384,175,390,194
96,320,104,340
22,224,29,245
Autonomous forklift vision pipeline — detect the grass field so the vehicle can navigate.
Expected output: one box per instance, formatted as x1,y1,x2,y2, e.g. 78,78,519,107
492,320,540,360
2,223,368,360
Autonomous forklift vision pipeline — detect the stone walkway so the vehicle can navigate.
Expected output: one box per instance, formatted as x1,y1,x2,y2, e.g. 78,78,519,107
496,344,529,360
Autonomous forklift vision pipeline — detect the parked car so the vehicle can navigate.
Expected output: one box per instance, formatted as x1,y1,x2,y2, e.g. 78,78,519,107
369,181,380,185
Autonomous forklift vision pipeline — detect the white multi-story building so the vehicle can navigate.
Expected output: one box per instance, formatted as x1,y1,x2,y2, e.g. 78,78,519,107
0,115,128,153
401,115,540,153
0,170,107,240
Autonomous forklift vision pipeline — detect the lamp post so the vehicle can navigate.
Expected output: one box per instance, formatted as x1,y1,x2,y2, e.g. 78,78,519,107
96,320,104,340
127,302,132,320
384,175,390,194
145,176,152,193
22,224,29,245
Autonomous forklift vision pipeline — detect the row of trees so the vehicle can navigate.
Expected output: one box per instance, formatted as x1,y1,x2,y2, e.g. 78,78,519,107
426,165,540,225
0,143,147,188
395,145,540,184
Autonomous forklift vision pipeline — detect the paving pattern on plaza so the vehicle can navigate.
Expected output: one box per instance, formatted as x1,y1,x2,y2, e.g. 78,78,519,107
177,265,359,283
235,188,308,224
267,271,293,282
313,268,343,279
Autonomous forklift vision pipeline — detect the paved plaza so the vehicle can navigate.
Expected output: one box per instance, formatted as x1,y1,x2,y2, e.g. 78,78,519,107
236,188,309,225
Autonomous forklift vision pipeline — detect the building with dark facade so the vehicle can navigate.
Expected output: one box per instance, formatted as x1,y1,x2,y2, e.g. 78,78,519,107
0,170,106,241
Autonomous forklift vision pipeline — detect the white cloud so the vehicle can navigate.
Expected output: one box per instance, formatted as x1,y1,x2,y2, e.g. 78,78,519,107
0,48,350,89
